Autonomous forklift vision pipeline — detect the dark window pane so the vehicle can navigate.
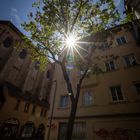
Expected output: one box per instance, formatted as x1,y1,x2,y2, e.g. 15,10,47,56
19,49,27,59
3,37,13,48
121,37,126,44
110,61,115,70
35,61,40,70
60,96,68,107
14,100,20,110
46,70,50,79
112,96,118,101
134,83,140,94
24,103,30,113
116,36,126,45
83,91,93,106
32,105,36,114
43,109,47,117
131,56,138,65
105,63,110,71
40,107,44,116
124,57,131,66
110,86,123,101
22,123,34,137
116,38,122,45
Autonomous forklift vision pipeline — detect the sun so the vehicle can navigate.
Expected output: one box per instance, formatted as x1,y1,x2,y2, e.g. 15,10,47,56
66,34,77,48
60,32,89,59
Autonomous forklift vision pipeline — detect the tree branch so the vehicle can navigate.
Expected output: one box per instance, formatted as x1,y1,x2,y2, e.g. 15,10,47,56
70,0,88,32
76,67,88,101
60,60,75,103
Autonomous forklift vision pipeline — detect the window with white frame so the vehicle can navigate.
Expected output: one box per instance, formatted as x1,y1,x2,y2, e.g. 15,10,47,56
110,86,124,101
83,91,93,106
105,60,116,71
134,82,140,94
123,54,138,67
60,95,68,108
116,36,127,45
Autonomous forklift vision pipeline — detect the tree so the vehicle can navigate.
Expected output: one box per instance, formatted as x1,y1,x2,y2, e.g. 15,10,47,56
22,0,121,140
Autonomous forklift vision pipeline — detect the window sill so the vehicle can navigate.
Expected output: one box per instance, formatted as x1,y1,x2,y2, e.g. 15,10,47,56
124,64,140,69
109,100,128,104
80,104,95,108
57,107,70,109
116,42,128,46
105,68,119,73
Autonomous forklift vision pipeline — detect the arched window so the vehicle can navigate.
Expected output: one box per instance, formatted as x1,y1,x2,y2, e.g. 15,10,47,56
36,124,45,139
3,37,13,48
46,70,51,79
19,49,27,59
21,122,35,138
0,118,19,138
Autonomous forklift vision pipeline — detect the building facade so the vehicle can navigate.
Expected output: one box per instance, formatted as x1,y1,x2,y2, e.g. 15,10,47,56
0,21,54,140
48,23,140,140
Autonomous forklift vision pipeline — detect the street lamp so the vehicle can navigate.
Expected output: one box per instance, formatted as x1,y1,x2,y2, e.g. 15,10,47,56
47,80,57,140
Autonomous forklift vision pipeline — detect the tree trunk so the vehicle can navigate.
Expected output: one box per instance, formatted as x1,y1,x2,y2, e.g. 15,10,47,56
65,100,78,140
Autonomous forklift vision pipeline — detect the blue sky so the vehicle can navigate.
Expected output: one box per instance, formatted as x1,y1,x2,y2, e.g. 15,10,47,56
0,0,125,35
0,0,36,35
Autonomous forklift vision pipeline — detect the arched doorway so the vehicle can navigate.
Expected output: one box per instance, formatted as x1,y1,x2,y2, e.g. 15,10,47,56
36,123,45,140
0,118,19,138
21,121,35,138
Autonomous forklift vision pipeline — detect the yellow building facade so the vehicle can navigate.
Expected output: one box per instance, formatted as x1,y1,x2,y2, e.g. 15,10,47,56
48,23,140,140
0,21,54,140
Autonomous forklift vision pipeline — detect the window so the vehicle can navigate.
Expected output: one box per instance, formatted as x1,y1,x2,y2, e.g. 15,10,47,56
0,118,19,137
100,42,109,50
24,103,30,113
134,82,140,94
0,86,5,110
19,49,27,59
59,122,86,140
32,105,36,115
60,95,68,108
110,86,124,101
14,99,20,110
123,55,138,67
105,60,116,71
44,109,47,117
22,122,34,137
46,70,51,79
34,61,40,70
36,124,45,139
83,91,93,106
3,37,13,48
116,36,127,45
40,107,44,117
40,107,47,117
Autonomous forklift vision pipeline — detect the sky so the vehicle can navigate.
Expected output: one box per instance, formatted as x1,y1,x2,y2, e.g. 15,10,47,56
0,0,125,36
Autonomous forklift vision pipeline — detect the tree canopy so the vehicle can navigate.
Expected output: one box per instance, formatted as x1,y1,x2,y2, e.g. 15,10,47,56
22,0,120,68
22,1,123,140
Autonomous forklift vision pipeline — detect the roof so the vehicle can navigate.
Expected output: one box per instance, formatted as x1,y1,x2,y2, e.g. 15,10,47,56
0,20,25,37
